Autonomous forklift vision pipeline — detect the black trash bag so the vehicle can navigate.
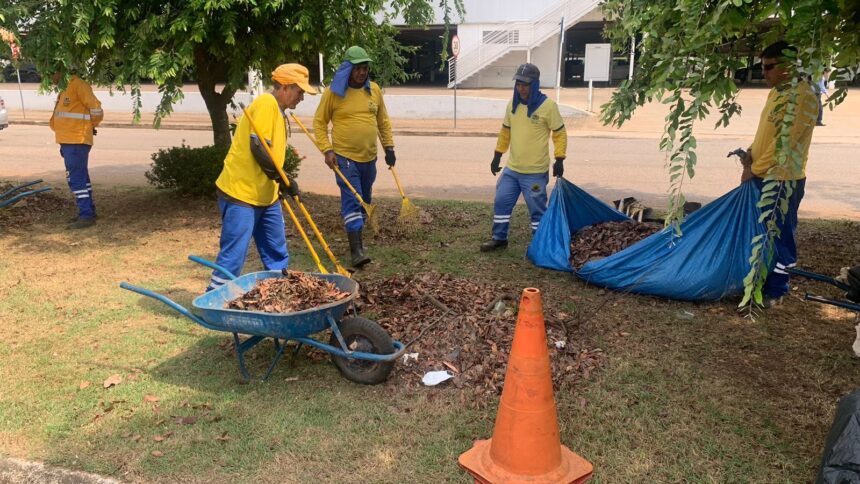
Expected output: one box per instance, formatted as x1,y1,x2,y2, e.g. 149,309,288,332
817,388,860,484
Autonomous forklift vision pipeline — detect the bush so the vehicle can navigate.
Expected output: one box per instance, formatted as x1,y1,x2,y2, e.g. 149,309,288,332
146,143,302,197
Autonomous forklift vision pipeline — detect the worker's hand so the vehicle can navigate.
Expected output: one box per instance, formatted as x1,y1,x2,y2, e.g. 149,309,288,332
740,166,754,184
490,152,502,176
279,177,299,199
552,158,564,178
384,148,396,167
324,150,337,170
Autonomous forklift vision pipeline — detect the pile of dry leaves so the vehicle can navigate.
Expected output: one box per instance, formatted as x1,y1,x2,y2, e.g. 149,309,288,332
226,271,350,313
357,273,604,397
570,220,662,269
0,181,72,228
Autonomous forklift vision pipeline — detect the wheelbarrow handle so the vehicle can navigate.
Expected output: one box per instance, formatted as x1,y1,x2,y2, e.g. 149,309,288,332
804,294,860,313
119,282,220,330
786,268,852,292
0,179,43,200
0,187,52,208
188,255,238,280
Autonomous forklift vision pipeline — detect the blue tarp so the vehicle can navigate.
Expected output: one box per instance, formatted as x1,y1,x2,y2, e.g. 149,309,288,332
527,178,766,301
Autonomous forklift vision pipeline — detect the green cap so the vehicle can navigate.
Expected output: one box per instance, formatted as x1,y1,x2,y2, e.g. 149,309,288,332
344,45,372,65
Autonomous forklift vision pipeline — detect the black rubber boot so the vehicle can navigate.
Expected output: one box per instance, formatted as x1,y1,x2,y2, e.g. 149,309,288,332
348,230,371,268
480,239,508,252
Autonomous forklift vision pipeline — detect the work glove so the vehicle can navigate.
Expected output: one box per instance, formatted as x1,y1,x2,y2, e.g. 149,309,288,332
490,152,502,176
384,148,396,167
552,158,564,178
279,177,299,199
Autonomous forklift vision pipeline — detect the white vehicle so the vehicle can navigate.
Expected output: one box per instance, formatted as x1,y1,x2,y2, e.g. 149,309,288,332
0,96,8,130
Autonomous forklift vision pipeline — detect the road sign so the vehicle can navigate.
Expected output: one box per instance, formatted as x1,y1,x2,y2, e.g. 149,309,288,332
451,35,460,59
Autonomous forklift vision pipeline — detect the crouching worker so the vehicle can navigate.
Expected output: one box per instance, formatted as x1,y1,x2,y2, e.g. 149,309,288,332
206,64,317,292
481,63,567,252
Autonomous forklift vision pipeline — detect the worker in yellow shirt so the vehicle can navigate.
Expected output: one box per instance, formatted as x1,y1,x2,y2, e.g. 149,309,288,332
206,64,316,292
313,46,395,268
739,41,819,306
49,71,103,229
481,63,567,252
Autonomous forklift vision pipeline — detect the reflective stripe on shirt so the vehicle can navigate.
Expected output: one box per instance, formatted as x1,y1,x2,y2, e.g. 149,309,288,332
55,111,92,120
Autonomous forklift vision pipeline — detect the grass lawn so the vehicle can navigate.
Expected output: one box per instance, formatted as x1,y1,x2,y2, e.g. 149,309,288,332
1,185,858,483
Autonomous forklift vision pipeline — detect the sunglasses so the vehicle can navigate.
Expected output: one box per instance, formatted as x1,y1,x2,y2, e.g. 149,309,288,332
763,62,780,71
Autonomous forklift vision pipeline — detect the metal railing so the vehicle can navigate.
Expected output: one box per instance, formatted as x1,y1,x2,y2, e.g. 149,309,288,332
448,0,601,87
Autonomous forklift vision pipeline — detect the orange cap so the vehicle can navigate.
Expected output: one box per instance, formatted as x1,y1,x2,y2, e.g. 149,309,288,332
271,63,318,95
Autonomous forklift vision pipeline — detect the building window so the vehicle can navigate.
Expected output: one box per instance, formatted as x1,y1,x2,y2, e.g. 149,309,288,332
482,30,519,44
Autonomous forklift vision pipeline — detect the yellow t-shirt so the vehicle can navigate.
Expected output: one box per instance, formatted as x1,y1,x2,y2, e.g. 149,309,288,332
313,82,394,162
749,81,818,180
501,98,565,174
215,93,286,206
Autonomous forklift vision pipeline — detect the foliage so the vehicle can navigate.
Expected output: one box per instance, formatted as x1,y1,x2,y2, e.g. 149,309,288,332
599,0,860,308
0,1,462,146
145,143,301,197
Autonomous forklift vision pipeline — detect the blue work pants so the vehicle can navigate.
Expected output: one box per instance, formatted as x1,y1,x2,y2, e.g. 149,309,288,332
491,168,549,241
61,144,95,219
206,197,289,291
753,177,806,298
335,155,377,232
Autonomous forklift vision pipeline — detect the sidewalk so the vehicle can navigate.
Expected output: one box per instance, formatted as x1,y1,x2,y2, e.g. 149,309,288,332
5,85,858,143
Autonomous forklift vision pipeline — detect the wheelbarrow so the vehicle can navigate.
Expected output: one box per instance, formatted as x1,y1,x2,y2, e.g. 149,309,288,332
120,255,405,384
0,179,52,209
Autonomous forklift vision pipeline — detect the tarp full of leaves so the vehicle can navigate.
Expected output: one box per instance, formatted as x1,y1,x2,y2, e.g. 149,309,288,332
570,221,661,269
226,271,349,313
357,272,604,397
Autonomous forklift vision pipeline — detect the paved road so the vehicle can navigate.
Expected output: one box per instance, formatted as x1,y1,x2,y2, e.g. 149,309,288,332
1,124,857,219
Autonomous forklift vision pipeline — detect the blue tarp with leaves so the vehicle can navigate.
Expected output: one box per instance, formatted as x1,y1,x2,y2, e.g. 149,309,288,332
527,178,767,301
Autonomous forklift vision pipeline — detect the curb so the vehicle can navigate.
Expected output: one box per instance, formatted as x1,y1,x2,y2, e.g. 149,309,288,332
0,457,122,484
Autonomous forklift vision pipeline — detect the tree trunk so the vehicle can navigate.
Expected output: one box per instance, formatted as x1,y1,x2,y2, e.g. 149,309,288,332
194,46,237,147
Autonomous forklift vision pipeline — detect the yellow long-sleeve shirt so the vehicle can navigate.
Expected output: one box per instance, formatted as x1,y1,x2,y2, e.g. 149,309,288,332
495,98,567,174
49,76,103,145
313,82,394,162
749,81,818,180
215,93,286,207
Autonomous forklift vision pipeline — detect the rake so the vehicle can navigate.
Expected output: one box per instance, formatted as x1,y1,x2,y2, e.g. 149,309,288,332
288,113,378,233
388,166,420,228
240,105,351,277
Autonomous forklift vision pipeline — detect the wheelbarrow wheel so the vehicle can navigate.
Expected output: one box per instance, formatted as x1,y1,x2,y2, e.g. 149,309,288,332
329,316,395,385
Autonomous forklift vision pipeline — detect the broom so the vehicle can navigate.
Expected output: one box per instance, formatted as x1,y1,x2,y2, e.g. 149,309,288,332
388,166,420,228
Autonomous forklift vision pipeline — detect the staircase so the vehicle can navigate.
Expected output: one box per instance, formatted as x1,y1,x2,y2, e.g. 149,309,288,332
448,0,601,87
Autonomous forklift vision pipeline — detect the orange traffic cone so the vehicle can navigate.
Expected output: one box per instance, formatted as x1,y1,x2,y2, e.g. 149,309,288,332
459,287,593,483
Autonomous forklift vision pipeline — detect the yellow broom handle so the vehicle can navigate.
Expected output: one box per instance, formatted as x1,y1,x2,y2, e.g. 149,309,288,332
280,199,328,274
389,166,407,199
240,106,328,274
289,113,370,207
242,106,351,277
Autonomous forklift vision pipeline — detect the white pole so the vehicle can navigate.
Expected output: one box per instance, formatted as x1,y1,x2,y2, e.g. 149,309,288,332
588,80,593,112
15,68,25,119
526,48,531,63
318,52,325,89
453,59,457,129
555,17,565,103
628,36,635,80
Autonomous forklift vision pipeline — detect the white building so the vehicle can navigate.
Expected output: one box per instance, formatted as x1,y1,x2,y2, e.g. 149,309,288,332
391,0,625,88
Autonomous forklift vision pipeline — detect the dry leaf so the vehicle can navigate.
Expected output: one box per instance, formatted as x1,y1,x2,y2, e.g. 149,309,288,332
153,435,165,442
79,381,91,390
143,395,160,403
215,431,231,443
102,374,122,389
151,451,164,457
176,416,197,425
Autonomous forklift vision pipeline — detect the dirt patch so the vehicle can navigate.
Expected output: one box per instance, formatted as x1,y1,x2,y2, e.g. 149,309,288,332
226,271,350,313
0,181,73,228
357,272,604,399
570,220,662,268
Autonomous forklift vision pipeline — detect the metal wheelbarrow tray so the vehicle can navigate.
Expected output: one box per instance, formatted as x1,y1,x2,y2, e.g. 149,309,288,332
121,255,405,383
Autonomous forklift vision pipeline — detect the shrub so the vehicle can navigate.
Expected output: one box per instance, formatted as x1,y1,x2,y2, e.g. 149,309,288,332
146,143,302,197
